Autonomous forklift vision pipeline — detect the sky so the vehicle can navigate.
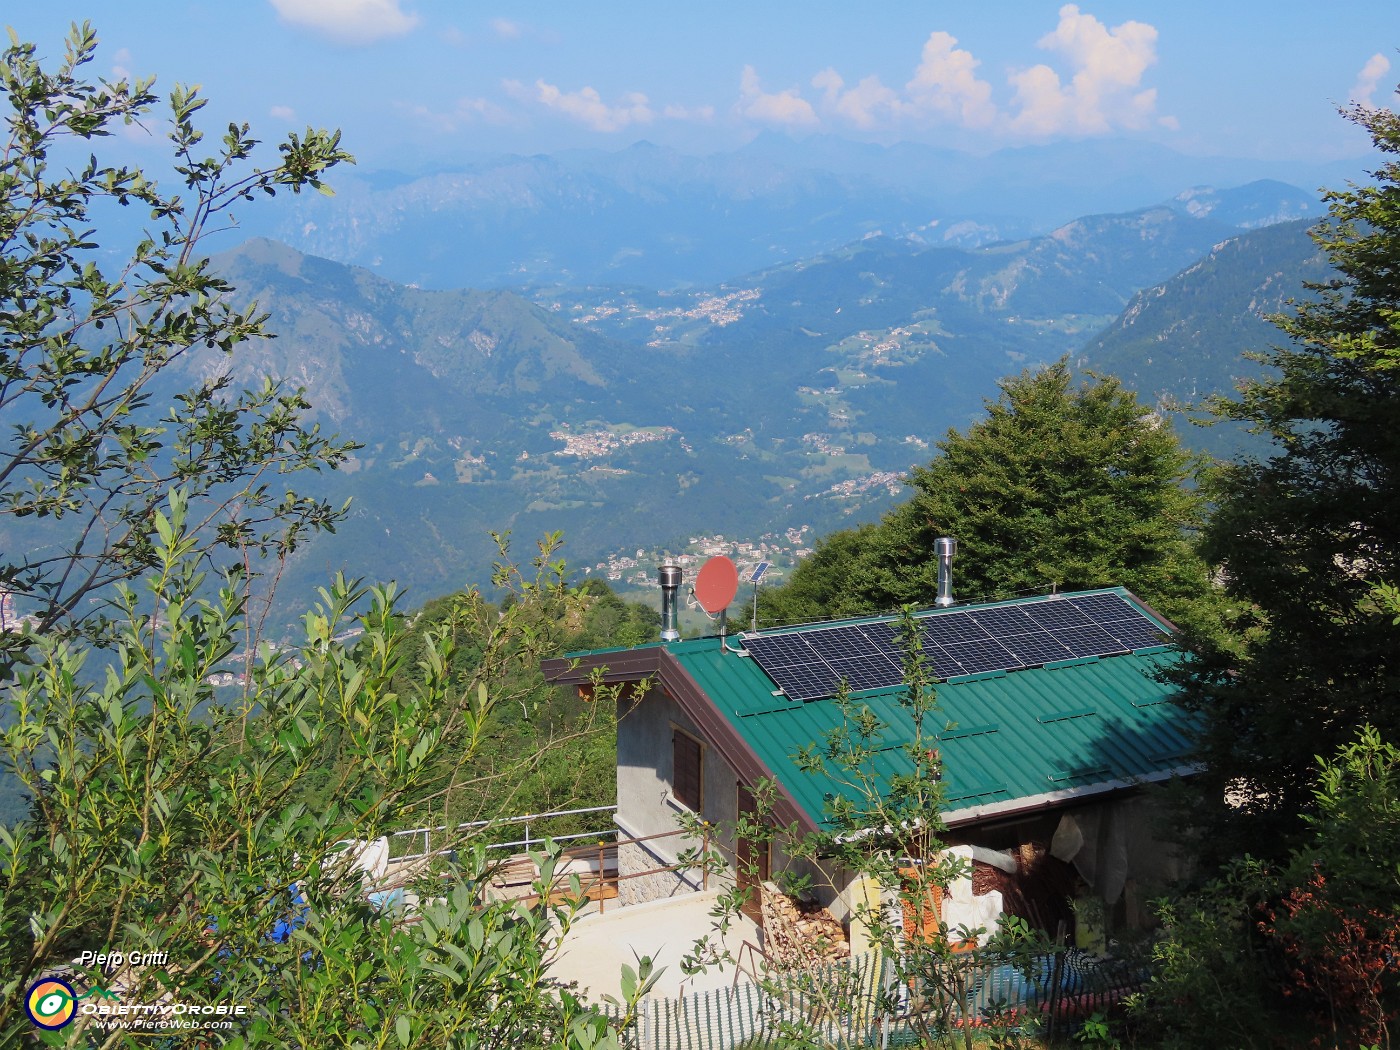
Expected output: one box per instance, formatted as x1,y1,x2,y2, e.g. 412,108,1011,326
6,2,1400,174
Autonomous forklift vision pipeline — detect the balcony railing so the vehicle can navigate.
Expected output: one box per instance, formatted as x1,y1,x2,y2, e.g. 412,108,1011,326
385,803,620,861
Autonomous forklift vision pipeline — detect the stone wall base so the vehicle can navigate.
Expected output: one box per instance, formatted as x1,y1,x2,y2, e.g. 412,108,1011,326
617,839,694,907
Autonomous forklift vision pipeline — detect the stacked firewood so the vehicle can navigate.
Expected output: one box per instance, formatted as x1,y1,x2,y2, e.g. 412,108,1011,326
761,884,850,968
967,843,1078,937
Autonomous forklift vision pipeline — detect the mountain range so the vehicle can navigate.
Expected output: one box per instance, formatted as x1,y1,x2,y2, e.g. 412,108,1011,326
240,136,1330,290
164,179,1331,623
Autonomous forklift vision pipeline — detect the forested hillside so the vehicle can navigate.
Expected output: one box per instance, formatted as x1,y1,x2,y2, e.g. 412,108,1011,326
82,196,1315,630
1081,218,1334,457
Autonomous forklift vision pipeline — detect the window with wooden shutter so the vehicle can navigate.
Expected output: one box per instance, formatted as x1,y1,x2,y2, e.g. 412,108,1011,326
672,729,703,811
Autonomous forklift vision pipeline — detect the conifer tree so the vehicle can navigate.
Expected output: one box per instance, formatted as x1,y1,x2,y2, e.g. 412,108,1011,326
1177,94,1400,862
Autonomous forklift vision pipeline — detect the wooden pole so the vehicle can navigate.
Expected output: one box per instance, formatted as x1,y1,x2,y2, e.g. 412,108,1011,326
598,842,606,914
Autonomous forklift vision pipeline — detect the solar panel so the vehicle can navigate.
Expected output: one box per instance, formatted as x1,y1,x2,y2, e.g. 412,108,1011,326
826,654,905,690
770,662,843,702
746,590,1172,701
920,641,967,680
811,627,885,662
968,606,1039,634
1022,599,1095,630
747,632,816,668
1065,592,1138,621
1002,631,1075,665
1101,617,1168,651
1052,623,1126,659
922,611,987,650
943,637,1023,676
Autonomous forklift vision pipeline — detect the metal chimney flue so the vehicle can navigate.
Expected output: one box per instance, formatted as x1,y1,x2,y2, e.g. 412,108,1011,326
934,537,957,608
658,560,682,641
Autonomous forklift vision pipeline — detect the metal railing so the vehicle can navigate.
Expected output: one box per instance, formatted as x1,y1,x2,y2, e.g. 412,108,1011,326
504,825,712,916
386,804,619,861
379,807,721,918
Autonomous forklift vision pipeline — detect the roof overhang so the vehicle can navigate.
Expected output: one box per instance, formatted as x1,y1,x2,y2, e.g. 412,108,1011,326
942,764,1200,829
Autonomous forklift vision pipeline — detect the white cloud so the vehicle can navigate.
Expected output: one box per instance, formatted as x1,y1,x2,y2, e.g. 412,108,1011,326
812,67,844,107
812,68,906,129
1008,4,1164,136
491,17,522,40
1351,53,1392,108
270,104,297,122
745,10,1164,138
267,0,419,45
737,66,818,127
905,31,996,128
518,80,655,133
834,75,905,129
662,103,716,122
111,47,132,80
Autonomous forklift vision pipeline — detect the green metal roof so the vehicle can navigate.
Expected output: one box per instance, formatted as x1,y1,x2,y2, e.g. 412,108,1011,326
549,587,1195,832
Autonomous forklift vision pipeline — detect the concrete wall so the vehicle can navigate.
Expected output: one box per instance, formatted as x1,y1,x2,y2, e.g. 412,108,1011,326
614,681,873,922
615,682,741,905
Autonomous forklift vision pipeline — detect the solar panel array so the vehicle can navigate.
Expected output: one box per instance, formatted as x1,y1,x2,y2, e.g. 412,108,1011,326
744,592,1168,702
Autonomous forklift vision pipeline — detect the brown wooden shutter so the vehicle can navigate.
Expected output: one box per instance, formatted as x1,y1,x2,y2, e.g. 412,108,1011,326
672,731,702,811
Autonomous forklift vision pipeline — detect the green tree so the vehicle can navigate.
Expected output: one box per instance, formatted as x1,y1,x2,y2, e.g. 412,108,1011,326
1143,727,1400,1050
762,360,1216,633
357,576,650,836
0,27,651,1047
0,498,648,1048
1176,93,1400,864
0,24,353,653
1264,727,1400,1048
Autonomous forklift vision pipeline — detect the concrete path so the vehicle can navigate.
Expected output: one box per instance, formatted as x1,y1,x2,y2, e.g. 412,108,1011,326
550,889,761,1002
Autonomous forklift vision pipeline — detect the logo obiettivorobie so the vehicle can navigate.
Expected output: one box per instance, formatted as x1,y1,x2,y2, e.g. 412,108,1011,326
25,977,78,1030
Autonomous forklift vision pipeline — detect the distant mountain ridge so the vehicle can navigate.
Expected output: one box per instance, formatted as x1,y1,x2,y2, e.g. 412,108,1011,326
235,132,1331,291
270,145,940,290
1162,180,1323,230
196,238,618,429
1082,219,1331,399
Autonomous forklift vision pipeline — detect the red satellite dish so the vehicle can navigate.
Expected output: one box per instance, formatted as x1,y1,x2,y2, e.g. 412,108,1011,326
694,555,739,615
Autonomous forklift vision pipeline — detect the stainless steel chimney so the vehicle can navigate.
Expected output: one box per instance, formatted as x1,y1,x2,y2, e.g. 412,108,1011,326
658,560,682,641
934,537,957,607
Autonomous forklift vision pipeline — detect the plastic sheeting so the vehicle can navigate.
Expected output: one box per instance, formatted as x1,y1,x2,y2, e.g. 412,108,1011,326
943,844,1005,945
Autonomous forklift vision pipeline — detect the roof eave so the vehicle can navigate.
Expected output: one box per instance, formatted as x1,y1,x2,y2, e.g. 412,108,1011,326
941,764,1200,829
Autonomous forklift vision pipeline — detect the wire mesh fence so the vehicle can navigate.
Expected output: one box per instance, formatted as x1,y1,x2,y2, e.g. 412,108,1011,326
603,945,1145,1050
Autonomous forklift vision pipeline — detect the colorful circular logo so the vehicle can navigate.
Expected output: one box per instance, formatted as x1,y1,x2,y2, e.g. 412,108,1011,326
25,977,77,1030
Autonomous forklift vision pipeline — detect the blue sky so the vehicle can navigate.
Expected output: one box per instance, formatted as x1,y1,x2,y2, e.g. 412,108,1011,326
7,2,1399,172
